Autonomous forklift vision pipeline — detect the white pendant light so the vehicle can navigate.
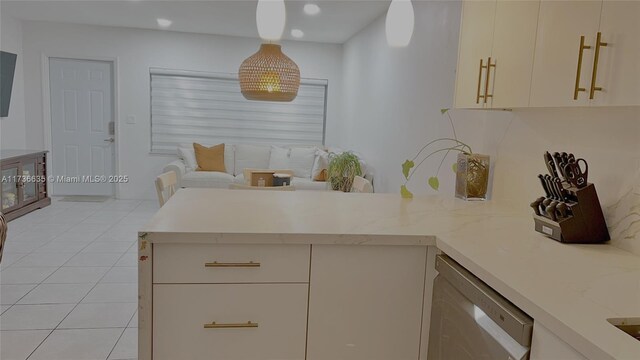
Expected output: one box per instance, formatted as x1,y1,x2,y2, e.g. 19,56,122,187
256,0,286,41
385,0,415,47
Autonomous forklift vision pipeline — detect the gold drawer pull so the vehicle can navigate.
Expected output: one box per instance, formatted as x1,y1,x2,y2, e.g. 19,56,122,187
574,35,591,100
204,261,261,268
476,58,485,104
204,321,258,329
589,31,607,100
483,57,496,104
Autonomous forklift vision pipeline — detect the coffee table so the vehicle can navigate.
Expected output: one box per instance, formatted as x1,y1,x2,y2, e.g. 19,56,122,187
228,183,295,191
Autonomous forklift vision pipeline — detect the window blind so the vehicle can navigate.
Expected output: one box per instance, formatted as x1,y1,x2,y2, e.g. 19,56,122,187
150,68,327,154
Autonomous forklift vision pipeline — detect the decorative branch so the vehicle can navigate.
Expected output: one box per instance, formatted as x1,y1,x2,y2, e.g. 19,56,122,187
400,109,474,198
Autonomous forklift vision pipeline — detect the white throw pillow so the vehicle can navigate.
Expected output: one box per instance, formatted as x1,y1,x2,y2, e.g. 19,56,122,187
235,144,271,173
289,147,317,179
177,147,198,171
311,149,329,180
269,146,290,169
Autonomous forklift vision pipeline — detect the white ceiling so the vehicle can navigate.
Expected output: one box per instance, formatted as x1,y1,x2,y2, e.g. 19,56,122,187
1,0,392,44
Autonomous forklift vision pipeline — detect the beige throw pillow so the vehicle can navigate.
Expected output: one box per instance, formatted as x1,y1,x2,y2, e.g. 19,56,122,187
193,143,226,172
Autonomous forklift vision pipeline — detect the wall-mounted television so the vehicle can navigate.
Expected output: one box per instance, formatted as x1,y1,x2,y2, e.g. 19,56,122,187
0,51,18,118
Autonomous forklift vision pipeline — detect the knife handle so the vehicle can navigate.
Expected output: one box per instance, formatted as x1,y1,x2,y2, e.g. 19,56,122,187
557,202,568,219
546,201,559,221
538,174,551,198
545,152,558,178
530,197,544,216
553,177,566,201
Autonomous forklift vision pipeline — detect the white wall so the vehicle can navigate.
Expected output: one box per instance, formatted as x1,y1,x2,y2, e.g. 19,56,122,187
20,20,343,199
342,0,463,195
0,13,26,150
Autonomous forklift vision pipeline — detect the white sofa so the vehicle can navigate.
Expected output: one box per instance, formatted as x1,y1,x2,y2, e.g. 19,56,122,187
164,144,332,191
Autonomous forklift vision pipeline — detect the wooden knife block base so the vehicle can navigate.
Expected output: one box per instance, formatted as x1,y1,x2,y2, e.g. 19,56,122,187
533,183,610,244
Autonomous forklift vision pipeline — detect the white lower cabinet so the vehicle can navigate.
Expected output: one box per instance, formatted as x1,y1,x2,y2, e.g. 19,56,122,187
306,245,428,360
530,322,588,360
153,283,308,360
153,244,310,284
144,243,430,360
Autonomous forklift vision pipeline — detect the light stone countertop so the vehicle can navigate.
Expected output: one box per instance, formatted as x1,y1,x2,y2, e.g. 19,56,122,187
141,188,640,360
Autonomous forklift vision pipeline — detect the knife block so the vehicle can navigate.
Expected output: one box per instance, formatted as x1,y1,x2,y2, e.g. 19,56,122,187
533,183,610,244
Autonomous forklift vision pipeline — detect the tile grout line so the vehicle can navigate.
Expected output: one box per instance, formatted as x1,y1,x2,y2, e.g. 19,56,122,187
1,199,153,359
22,201,142,360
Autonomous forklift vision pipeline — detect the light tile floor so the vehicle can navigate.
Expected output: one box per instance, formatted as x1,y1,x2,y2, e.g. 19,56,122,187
0,197,157,360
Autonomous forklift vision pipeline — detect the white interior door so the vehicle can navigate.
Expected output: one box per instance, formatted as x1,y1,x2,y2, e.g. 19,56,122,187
49,58,114,196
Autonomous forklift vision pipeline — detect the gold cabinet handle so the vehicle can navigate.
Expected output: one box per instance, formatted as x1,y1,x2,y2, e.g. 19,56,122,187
204,261,260,268
573,35,591,100
483,57,496,104
476,58,485,104
204,321,258,329
589,32,607,100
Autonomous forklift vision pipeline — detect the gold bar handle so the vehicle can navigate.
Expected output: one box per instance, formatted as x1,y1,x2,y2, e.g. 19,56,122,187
589,32,607,100
483,57,496,104
476,58,485,104
204,321,258,329
574,35,591,100
204,261,260,268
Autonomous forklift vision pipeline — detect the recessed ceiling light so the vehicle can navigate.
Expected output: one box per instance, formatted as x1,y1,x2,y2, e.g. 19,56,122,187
291,29,304,38
303,4,320,16
157,18,172,28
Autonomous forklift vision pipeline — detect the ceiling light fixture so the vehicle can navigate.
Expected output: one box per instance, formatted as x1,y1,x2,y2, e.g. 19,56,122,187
239,44,300,102
240,1,300,102
256,0,286,41
303,4,321,16
385,0,414,47
291,29,304,38
156,18,172,29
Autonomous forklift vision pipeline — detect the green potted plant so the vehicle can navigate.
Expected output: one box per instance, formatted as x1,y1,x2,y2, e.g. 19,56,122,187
401,109,490,200
328,152,363,192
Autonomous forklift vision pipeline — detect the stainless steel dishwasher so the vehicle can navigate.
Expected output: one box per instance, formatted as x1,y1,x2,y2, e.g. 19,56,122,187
428,255,534,360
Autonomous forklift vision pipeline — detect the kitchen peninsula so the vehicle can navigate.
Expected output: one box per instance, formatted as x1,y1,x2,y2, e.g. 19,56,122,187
139,188,640,360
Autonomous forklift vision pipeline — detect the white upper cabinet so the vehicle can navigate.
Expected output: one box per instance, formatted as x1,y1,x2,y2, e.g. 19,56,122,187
591,0,640,106
454,0,540,109
454,0,496,109
489,0,540,108
456,0,639,108
530,0,603,107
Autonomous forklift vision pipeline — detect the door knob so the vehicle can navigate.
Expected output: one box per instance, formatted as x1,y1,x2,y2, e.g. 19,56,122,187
104,138,115,143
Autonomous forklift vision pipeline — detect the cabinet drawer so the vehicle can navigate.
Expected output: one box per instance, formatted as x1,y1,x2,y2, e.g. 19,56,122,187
153,284,308,360
153,244,310,283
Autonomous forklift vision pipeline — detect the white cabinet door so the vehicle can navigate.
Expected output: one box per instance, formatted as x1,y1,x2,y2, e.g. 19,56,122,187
590,0,640,106
454,0,497,109
489,0,540,108
153,284,308,360
530,322,588,360
530,0,603,107
306,245,427,360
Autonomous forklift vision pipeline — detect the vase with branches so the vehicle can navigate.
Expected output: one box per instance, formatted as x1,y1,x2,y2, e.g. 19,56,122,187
400,109,489,199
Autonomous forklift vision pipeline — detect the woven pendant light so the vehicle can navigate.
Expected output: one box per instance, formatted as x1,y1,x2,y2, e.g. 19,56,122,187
239,43,300,102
